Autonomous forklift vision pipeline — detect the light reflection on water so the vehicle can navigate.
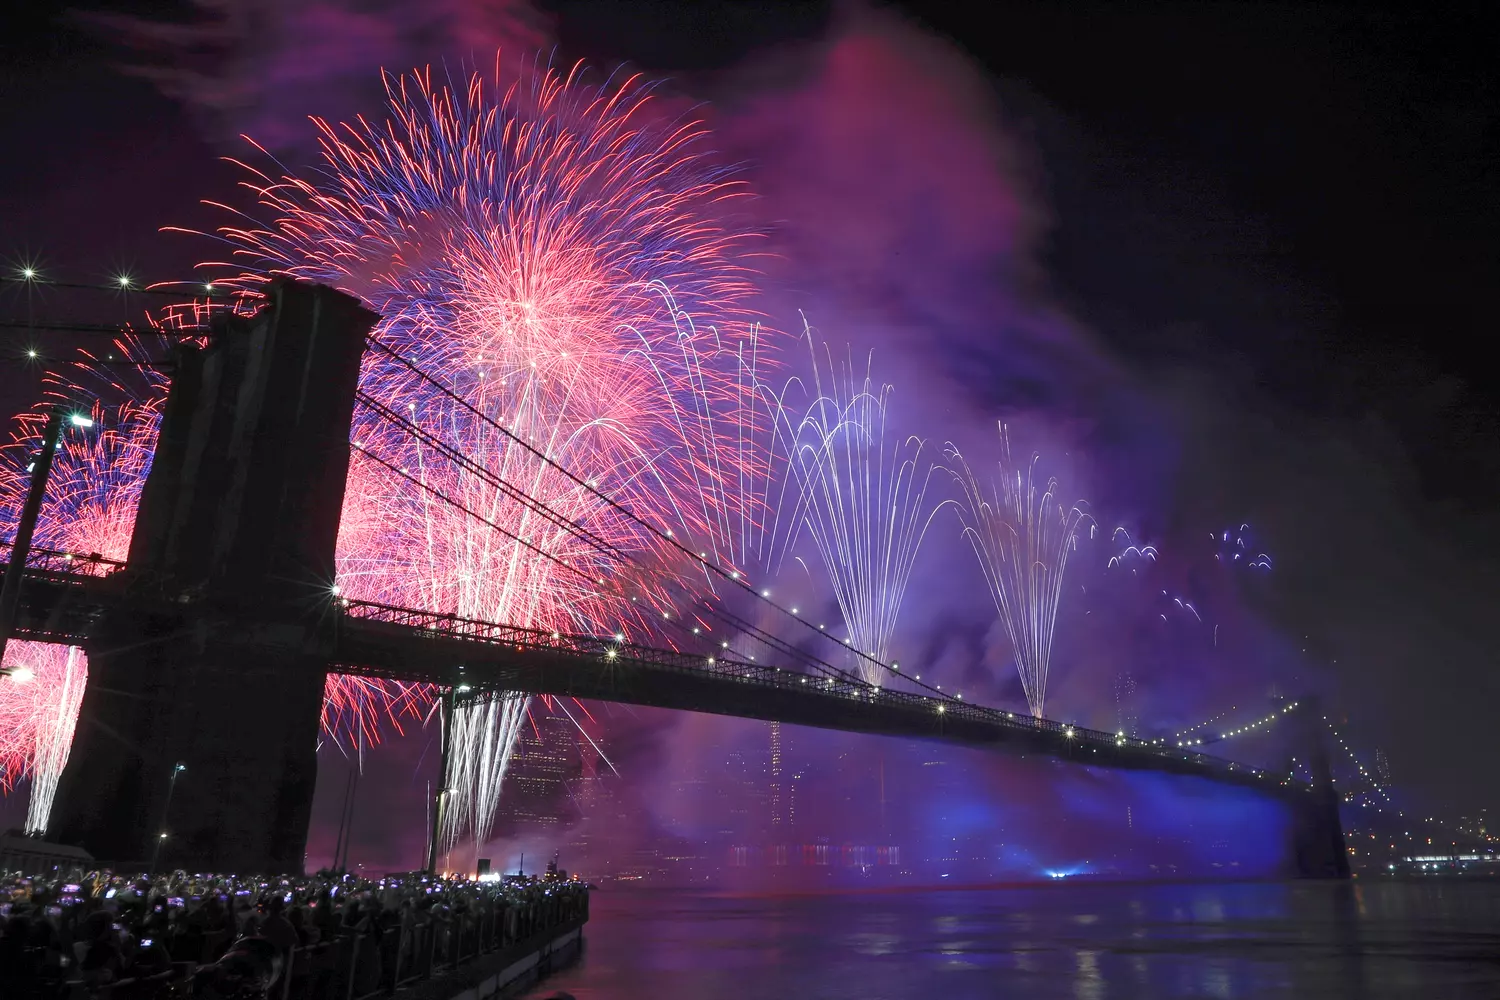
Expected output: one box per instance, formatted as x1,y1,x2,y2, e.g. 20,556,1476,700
534,881,1500,999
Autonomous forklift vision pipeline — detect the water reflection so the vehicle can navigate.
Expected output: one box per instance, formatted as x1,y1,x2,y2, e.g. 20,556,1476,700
538,881,1500,999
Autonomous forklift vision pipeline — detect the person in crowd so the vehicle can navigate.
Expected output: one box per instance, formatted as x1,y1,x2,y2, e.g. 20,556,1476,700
0,865,590,999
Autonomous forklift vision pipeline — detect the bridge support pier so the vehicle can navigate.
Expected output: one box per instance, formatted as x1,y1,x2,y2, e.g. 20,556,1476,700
1288,697,1351,879
50,281,374,873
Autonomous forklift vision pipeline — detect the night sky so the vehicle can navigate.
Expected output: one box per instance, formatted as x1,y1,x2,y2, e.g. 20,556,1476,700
1,0,1495,843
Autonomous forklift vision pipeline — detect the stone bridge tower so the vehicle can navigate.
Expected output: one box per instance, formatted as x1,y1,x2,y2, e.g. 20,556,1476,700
50,281,373,873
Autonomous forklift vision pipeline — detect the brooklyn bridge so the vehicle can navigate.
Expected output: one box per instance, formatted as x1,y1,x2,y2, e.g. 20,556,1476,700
0,281,1349,878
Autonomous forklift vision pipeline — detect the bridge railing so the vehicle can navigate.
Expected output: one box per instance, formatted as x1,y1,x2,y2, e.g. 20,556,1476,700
0,540,128,578
338,599,1298,791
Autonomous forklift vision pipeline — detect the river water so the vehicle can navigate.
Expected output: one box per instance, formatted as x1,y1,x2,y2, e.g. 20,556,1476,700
533,880,1500,999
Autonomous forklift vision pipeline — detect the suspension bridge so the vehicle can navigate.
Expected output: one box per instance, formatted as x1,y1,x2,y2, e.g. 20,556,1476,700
0,281,1349,877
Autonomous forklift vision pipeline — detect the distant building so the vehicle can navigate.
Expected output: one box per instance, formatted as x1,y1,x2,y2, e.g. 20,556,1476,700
1115,671,1139,737
498,711,579,833
1375,748,1392,785
769,721,783,828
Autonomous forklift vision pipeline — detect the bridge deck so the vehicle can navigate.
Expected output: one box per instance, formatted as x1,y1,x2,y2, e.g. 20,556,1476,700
2,563,1307,800
332,601,1303,799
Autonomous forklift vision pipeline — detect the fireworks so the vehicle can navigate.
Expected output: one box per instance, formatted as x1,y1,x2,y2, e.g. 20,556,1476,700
214,58,766,850
947,425,1090,718
0,388,161,828
1107,527,1158,570
781,324,946,683
1214,524,1272,570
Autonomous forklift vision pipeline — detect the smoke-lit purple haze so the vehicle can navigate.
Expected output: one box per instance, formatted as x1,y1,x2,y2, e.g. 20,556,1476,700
37,0,1337,879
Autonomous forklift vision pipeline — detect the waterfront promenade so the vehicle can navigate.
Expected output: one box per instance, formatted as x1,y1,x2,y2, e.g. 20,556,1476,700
0,867,588,998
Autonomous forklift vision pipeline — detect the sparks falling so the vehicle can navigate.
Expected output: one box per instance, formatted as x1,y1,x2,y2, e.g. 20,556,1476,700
947,424,1090,718
782,323,946,683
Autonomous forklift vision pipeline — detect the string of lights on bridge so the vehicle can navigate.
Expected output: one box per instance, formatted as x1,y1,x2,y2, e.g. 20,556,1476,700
15,274,1492,833
1208,701,1300,743
0,276,1363,786
1171,707,1236,744
336,380,1315,794
340,385,1304,789
1325,718,1393,810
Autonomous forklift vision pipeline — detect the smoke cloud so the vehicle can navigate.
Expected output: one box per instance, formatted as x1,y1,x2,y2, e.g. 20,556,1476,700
72,0,1332,877
76,0,551,156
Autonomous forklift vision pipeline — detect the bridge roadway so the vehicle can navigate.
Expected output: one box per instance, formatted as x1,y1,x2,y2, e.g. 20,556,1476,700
4,556,1306,800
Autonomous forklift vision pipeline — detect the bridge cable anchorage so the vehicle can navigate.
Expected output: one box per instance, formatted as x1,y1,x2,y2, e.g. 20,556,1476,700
361,335,960,703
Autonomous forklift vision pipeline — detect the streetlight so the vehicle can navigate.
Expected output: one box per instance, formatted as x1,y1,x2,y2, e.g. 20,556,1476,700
148,762,187,874
0,409,96,669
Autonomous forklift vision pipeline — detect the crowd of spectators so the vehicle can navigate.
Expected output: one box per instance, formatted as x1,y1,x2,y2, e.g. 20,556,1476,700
0,868,589,999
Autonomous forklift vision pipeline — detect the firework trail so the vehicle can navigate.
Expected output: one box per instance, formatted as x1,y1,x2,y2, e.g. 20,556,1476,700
778,322,946,683
0,385,160,831
1106,527,1158,570
213,57,766,852
442,691,528,860
1214,523,1272,570
946,424,1090,718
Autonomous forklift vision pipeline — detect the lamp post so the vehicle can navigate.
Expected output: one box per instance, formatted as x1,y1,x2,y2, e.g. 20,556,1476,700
148,761,187,874
0,411,94,669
